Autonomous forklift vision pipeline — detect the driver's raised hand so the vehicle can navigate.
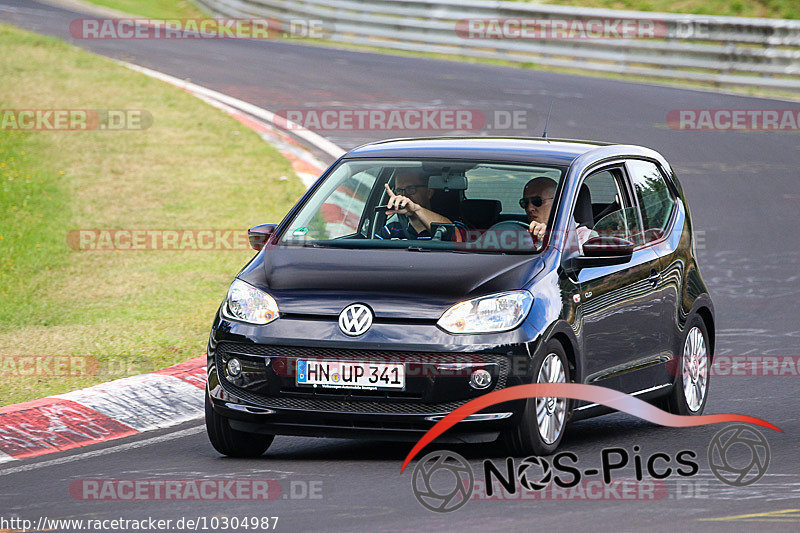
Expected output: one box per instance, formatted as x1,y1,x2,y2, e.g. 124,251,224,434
384,183,420,216
529,220,547,241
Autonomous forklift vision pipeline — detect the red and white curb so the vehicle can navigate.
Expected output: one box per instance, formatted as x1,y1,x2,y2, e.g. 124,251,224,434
0,358,205,464
0,63,348,465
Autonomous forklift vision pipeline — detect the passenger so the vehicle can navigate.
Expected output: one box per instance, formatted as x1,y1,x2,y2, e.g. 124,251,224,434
377,168,463,240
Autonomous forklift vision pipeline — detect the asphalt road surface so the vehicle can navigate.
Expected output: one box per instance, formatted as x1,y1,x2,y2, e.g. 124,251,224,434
1,0,799,530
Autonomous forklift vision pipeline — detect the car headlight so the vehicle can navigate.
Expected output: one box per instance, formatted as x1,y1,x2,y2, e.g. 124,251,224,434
437,290,533,334
222,279,279,325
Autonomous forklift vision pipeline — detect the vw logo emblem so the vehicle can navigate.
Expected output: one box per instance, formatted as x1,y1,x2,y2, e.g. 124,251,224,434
338,304,373,336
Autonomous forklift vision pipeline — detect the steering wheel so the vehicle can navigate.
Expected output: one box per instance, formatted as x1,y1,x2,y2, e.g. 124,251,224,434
482,220,537,250
487,220,530,231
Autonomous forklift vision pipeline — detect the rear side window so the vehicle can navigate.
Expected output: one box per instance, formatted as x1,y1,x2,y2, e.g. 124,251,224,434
627,160,675,244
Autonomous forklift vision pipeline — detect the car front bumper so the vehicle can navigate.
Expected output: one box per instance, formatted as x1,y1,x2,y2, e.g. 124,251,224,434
206,312,543,441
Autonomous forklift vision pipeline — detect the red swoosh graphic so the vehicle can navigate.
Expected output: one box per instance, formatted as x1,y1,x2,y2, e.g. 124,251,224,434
400,383,781,473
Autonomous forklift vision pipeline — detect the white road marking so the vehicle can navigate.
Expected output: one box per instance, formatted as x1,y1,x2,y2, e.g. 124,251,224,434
0,425,204,477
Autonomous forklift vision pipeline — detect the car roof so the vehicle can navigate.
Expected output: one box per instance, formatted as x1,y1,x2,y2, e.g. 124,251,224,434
343,137,611,166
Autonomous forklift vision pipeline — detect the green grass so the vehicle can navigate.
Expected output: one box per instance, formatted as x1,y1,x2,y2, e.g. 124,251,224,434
0,23,306,405
81,0,206,18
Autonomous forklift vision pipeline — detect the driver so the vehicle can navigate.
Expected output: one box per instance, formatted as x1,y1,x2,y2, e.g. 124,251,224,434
376,168,463,240
521,177,558,242
521,176,594,246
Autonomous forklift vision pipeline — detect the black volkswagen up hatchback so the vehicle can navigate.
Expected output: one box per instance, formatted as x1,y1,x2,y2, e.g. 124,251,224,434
206,137,714,457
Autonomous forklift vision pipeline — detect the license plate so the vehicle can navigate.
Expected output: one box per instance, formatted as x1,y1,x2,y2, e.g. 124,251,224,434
296,359,405,390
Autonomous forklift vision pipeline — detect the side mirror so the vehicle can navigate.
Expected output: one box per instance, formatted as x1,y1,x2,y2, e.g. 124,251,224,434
248,223,278,251
563,236,635,275
581,236,635,258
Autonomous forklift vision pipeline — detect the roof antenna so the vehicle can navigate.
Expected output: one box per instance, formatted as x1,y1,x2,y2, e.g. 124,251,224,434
541,101,554,143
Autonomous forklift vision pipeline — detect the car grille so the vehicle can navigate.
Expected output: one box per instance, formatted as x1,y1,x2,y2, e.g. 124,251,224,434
215,342,511,414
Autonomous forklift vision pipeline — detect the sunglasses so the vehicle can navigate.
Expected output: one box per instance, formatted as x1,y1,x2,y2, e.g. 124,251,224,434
519,196,553,209
393,185,427,196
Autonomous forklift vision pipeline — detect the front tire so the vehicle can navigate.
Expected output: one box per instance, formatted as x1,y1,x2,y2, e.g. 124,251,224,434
205,394,274,457
502,339,570,456
664,316,710,416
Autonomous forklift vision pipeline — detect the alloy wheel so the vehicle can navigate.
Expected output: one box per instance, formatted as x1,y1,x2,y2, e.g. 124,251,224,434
682,326,708,412
535,353,567,444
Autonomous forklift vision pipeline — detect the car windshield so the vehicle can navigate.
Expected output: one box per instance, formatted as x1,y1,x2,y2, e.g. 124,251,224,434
278,158,566,253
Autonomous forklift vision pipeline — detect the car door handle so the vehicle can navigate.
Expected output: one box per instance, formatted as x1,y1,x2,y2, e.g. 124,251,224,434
647,269,660,286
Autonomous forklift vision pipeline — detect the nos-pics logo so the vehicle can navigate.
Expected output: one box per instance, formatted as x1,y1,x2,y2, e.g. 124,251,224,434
411,424,770,512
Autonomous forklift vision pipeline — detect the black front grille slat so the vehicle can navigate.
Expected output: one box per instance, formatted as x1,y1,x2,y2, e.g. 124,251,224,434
279,313,435,325
220,383,471,414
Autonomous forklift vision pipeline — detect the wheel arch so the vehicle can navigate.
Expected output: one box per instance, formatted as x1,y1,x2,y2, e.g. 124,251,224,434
695,305,715,356
542,321,581,383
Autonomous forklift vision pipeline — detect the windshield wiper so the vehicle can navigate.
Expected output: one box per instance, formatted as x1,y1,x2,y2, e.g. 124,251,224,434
406,245,430,252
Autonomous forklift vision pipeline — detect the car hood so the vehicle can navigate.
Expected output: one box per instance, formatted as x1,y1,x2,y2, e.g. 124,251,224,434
238,247,545,320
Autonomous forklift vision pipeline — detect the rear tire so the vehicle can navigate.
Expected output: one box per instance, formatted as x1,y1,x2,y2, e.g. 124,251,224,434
664,315,710,416
502,339,570,456
205,394,274,457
